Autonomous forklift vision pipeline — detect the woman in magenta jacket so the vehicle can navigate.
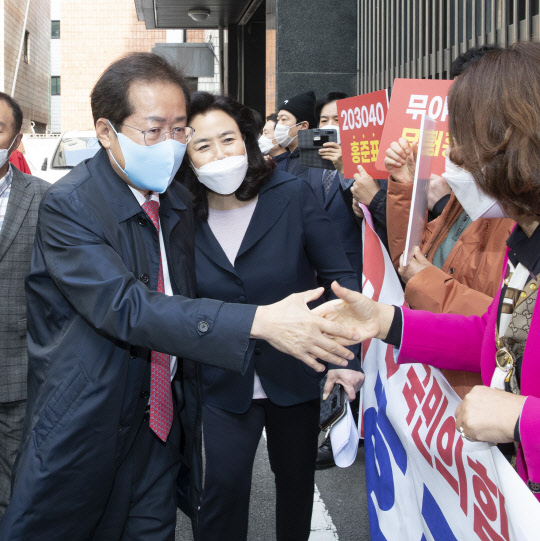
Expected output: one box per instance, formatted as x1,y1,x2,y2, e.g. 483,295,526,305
318,41,540,501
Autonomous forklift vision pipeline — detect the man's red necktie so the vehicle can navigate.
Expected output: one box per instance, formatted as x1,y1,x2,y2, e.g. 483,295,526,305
142,200,173,442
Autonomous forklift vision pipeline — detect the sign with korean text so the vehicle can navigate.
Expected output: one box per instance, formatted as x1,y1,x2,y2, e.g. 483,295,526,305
337,90,389,179
375,78,453,175
403,113,436,265
359,206,540,540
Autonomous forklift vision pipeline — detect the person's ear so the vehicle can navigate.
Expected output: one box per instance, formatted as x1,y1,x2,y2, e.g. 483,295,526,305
13,133,23,151
299,121,310,131
96,118,114,149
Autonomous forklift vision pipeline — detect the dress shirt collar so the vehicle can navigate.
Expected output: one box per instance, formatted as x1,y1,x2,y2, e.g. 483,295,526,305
128,185,159,207
506,222,540,276
0,164,13,197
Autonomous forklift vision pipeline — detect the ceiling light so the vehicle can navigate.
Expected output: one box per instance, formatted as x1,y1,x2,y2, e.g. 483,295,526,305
188,8,211,22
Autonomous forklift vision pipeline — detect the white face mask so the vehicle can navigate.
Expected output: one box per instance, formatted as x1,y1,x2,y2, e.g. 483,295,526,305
320,124,341,145
258,135,276,155
0,136,18,169
274,122,300,148
192,152,249,195
442,156,508,220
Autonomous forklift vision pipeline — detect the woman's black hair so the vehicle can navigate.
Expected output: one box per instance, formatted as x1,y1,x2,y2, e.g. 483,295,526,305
180,92,275,220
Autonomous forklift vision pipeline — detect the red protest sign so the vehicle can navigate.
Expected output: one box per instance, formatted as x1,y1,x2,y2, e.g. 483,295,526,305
375,79,454,176
337,90,389,179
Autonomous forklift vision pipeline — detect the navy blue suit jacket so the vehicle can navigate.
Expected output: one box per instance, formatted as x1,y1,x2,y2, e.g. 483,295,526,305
306,168,389,290
0,149,257,538
306,168,364,291
194,170,360,414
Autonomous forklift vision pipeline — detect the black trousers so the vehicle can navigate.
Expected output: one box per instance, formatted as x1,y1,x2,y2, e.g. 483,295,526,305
197,398,320,541
91,410,181,541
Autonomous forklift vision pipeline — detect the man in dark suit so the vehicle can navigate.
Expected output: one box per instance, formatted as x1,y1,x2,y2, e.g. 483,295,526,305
0,54,357,540
307,92,388,468
0,93,50,518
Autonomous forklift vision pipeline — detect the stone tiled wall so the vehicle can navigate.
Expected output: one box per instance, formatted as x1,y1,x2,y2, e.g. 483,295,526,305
60,0,166,131
195,30,220,94
3,0,50,133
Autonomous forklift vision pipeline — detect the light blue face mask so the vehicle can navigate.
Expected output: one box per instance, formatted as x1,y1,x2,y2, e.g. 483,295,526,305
107,121,187,194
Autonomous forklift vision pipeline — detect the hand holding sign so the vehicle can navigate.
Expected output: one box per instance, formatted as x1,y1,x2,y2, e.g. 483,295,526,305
384,138,417,184
398,247,433,283
351,165,381,207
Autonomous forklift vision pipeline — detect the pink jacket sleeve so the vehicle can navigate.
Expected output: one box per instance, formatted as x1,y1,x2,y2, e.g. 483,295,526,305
520,397,540,484
397,303,495,373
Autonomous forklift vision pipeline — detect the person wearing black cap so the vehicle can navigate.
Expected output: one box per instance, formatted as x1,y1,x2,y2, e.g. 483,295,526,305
273,90,317,179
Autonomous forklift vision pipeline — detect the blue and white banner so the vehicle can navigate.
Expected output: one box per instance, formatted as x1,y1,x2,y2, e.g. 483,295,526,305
360,206,540,541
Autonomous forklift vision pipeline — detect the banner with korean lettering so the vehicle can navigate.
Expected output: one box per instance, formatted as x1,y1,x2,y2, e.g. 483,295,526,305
375,79,453,175
337,90,389,179
360,205,540,541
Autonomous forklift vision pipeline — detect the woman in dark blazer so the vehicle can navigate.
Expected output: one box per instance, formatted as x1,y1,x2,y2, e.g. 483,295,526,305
181,92,364,541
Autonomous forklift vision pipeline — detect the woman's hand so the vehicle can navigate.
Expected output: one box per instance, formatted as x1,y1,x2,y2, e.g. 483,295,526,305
384,138,417,184
398,247,433,283
351,165,380,207
323,368,365,401
251,288,359,373
319,142,343,174
313,281,395,343
455,386,526,443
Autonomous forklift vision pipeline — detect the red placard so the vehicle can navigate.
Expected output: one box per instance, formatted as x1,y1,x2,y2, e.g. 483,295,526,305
375,78,454,175
337,90,389,179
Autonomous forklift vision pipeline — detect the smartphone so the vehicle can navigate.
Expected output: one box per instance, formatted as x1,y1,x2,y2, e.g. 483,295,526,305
319,377,347,432
298,128,338,170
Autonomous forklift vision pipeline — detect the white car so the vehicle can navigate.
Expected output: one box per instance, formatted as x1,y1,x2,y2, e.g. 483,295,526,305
26,130,100,183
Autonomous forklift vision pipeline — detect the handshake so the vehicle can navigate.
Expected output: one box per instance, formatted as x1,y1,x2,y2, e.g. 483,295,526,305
251,281,394,373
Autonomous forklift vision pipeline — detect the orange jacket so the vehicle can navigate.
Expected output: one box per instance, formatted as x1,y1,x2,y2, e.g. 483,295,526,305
386,179,515,397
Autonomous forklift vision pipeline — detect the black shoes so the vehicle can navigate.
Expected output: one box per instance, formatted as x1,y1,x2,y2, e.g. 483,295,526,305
315,436,336,470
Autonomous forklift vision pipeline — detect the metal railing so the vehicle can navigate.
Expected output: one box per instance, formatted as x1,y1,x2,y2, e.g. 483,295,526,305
358,0,540,94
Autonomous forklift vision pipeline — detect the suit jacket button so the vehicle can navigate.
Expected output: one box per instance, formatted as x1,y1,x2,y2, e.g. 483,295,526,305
235,278,242,286
254,347,261,355
198,321,209,333
129,347,137,359
140,391,150,399
140,273,149,284
239,295,247,303
137,216,147,226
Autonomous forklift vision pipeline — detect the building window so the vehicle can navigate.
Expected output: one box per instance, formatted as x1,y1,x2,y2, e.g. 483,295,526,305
23,31,30,63
51,76,60,96
51,20,60,39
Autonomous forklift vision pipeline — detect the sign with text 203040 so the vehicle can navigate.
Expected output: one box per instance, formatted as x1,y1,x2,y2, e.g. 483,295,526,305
375,78,454,176
337,90,389,180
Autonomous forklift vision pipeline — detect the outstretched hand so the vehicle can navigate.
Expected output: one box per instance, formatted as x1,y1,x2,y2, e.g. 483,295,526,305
313,282,395,344
251,287,360,373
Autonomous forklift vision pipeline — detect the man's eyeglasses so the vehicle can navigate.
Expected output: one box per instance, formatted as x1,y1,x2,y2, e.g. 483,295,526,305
121,124,195,145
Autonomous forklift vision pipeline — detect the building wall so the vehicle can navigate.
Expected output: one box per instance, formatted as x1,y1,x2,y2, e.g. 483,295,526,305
2,0,50,133
358,0,540,95
196,31,220,93
185,29,221,93
272,0,357,108
60,0,166,131
50,0,61,133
